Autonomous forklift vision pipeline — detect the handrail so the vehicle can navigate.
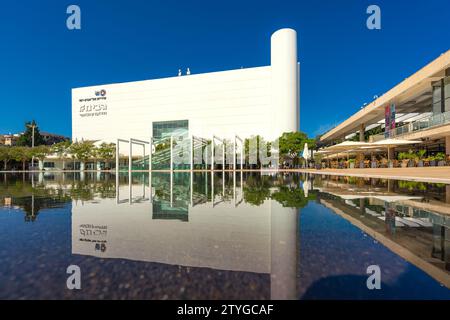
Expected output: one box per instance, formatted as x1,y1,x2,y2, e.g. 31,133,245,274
370,111,450,141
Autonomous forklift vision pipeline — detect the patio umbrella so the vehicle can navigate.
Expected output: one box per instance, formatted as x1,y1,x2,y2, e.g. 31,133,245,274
372,139,422,161
302,143,309,168
302,143,309,160
326,141,370,151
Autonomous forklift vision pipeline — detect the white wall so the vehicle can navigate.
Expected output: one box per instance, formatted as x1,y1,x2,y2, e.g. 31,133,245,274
72,29,299,143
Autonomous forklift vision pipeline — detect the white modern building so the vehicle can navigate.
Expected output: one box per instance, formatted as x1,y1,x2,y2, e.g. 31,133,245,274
72,28,300,145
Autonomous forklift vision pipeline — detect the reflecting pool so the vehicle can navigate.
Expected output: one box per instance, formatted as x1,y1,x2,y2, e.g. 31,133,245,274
0,172,449,299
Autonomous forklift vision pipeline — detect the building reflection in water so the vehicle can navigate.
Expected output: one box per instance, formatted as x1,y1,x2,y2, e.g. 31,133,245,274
73,172,300,299
313,175,450,279
1,171,449,296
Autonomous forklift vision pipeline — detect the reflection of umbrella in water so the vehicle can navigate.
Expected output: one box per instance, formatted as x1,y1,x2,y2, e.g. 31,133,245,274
302,179,310,197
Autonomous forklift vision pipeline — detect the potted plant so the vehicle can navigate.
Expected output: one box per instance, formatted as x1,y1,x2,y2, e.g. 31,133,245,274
398,152,410,168
417,149,426,167
435,152,446,166
426,155,435,167
348,158,355,169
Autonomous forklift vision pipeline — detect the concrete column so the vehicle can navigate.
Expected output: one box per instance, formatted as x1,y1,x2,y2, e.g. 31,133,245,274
446,136,450,156
359,123,365,142
388,147,395,162
446,185,450,204
271,29,299,138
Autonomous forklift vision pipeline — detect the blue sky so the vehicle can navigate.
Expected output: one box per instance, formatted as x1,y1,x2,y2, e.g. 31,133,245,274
1,0,449,138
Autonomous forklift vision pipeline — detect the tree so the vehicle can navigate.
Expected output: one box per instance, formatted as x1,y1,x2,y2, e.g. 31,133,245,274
278,132,315,166
16,120,45,147
69,141,95,170
52,140,71,170
31,145,51,170
0,147,12,170
244,135,271,168
96,143,116,168
9,146,32,170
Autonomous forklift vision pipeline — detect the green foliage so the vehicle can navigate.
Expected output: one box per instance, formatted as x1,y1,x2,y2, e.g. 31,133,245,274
0,147,12,169
244,135,271,167
417,149,426,160
31,145,51,161
434,152,446,161
96,143,116,161
16,120,45,147
398,149,418,161
9,146,32,162
398,180,427,191
242,174,272,205
278,131,315,162
350,125,384,142
69,141,95,162
52,141,71,159
271,186,316,208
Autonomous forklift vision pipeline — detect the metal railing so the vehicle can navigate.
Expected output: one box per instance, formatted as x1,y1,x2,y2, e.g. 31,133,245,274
370,111,450,141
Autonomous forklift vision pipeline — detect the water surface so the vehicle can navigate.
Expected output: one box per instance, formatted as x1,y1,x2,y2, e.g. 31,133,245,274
0,172,449,299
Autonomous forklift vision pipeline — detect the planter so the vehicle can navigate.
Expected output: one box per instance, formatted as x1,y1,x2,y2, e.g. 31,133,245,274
430,160,437,167
401,160,409,168
407,160,415,167
349,162,355,169
438,160,446,166
418,160,424,167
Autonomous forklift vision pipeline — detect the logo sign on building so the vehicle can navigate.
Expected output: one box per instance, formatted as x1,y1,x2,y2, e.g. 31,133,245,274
78,90,108,118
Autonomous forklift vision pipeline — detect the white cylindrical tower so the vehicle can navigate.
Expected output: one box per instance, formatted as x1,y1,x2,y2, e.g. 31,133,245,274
271,28,299,137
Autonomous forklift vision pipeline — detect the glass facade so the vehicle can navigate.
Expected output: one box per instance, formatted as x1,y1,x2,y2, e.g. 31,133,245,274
432,75,450,114
432,81,442,115
152,120,189,170
445,76,450,112
152,120,189,140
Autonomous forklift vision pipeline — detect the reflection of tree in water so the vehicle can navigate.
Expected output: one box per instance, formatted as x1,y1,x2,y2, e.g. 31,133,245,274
243,174,273,206
0,178,72,222
271,186,316,208
0,173,115,222
69,180,116,202
12,195,71,222
242,173,315,208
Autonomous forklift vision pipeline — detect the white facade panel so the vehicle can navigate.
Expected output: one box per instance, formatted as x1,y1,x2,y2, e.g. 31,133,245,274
72,28,300,143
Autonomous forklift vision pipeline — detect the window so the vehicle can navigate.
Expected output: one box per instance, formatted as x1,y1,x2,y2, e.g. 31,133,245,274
445,76,450,112
152,120,189,140
43,162,55,168
432,82,442,114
